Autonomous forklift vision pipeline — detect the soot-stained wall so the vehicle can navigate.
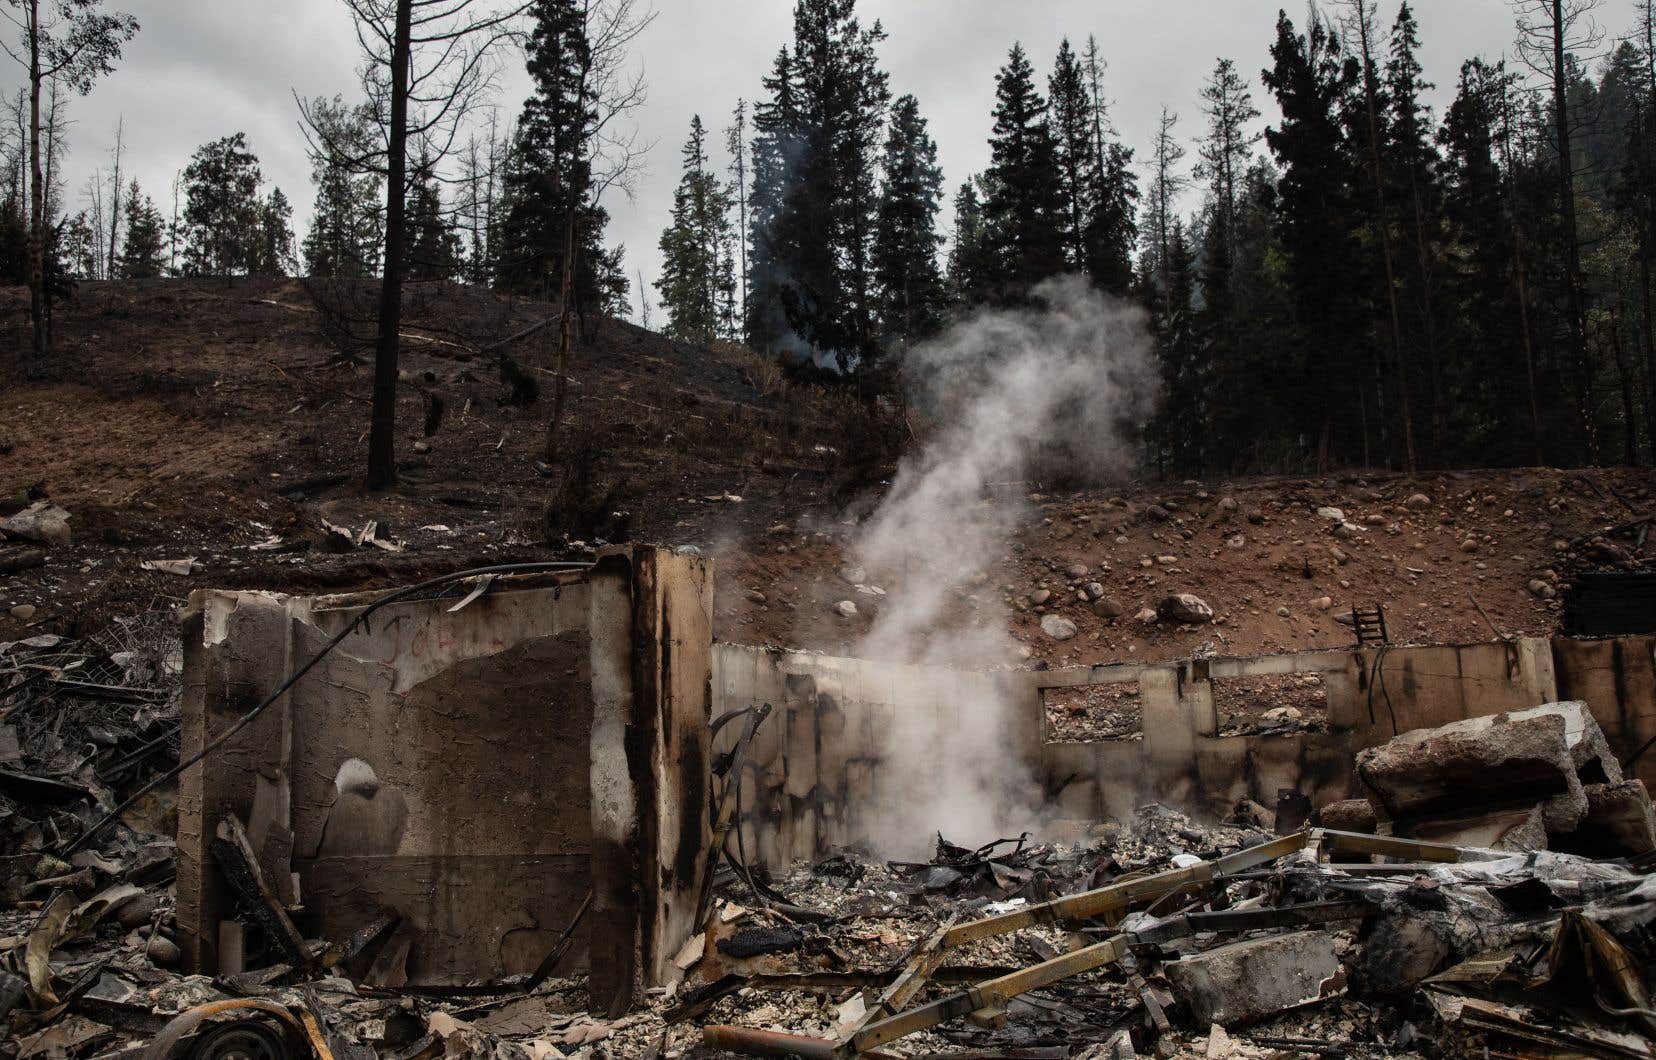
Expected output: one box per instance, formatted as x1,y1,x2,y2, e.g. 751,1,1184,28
177,548,712,1009
710,636,1651,856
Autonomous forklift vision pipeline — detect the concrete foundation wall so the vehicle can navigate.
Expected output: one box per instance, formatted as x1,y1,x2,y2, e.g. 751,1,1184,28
712,636,1651,857
178,547,712,1008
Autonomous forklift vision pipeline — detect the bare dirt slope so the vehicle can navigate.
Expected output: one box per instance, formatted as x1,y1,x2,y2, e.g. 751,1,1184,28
2,279,1652,664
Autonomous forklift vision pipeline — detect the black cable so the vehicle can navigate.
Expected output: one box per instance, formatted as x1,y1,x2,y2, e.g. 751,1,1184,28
62,561,592,855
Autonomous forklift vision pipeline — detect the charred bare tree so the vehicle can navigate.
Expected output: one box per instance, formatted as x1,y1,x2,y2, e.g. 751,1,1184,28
308,0,528,490
1,0,137,370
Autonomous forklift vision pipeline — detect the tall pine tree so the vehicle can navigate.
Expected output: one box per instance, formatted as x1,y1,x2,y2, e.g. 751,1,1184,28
657,115,736,343
982,43,1065,303
872,93,946,351
496,0,620,316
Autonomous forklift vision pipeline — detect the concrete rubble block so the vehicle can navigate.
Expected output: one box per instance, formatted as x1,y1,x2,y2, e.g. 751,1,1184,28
1559,780,1656,858
1355,701,1612,834
1407,804,1548,852
1316,798,1377,835
0,502,71,548
1165,929,1347,1027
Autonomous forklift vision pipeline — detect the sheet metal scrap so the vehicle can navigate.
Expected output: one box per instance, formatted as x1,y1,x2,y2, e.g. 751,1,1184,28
703,829,1473,1058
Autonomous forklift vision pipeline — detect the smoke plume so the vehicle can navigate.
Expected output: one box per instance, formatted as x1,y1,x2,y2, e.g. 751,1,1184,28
847,275,1156,856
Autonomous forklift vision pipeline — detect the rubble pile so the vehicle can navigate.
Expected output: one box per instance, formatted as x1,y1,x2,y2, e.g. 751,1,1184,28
1345,701,1656,859
5,630,1656,1060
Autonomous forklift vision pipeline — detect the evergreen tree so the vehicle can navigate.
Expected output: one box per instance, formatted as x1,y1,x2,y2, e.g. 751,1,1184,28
1195,58,1260,299
656,115,735,343
946,176,996,309
496,0,615,314
1262,9,1366,467
1386,2,1448,461
1142,107,1189,304
1048,39,1093,271
252,187,294,276
117,180,165,279
872,93,946,349
758,0,889,372
747,47,801,353
983,42,1066,302
180,132,264,276
1075,37,1137,296
405,158,462,281
1154,219,1204,472
301,96,381,278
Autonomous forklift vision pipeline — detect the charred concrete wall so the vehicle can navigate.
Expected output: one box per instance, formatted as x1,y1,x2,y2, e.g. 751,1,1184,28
713,636,1655,855
178,547,712,1009
1554,635,1656,791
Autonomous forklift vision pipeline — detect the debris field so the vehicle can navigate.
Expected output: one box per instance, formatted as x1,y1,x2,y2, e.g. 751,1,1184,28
4,606,1656,1060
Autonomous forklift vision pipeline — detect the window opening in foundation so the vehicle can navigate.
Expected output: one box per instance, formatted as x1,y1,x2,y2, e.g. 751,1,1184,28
1042,682,1143,742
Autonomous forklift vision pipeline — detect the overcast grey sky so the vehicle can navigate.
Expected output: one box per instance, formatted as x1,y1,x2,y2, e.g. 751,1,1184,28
10,1,1606,317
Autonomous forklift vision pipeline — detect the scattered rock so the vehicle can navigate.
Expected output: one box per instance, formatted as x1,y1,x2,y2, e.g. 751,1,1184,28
1084,581,1104,600
1092,595,1125,619
10,603,36,621
0,502,71,548
144,935,180,969
838,565,867,585
1262,706,1303,723
1460,537,1479,553
1406,493,1432,509
1225,534,1246,549
1276,606,1291,617
1040,613,1078,640
1157,593,1214,624
1329,545,1349,565
1315,596,1333,611
1217,497,1238,513
1066,563,1089,578
1246,509,1265,524
1528,578,1556,599
832,600,858,617
744,589,767,604
1135,607,1159,623
1145,504,1170,522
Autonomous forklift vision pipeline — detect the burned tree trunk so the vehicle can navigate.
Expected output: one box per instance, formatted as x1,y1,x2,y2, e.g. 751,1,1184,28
366,0,413,491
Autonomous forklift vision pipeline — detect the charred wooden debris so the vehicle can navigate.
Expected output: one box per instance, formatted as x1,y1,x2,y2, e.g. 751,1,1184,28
4,608,1656,1059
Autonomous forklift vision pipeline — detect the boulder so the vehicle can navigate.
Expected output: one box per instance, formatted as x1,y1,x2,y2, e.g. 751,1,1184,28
1040,614,1077,641
1157,593,1214,624
1091,595,1125,619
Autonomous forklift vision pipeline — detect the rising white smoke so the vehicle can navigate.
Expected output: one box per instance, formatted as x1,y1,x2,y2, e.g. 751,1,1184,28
847,275,1156,856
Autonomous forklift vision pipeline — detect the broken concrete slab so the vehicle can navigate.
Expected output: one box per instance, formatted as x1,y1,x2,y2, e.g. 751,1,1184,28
0,502,71,548
1408,805,1548,852
1164,929,1346,1027
1355,701,1611,834
1558,780,1656,859
1315,799,1376,835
